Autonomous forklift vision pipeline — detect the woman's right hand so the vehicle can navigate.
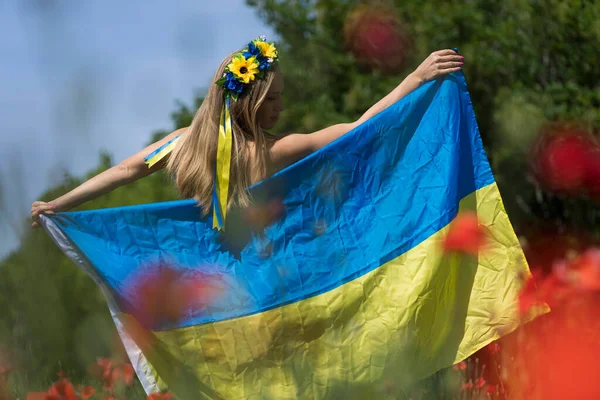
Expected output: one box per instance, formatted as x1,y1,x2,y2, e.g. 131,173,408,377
31,201,57,228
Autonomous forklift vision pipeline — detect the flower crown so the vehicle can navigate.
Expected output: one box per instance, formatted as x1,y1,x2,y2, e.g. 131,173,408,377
215,36,279,100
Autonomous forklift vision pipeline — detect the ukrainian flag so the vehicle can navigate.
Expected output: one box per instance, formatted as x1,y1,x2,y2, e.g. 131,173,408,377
42,72,535,399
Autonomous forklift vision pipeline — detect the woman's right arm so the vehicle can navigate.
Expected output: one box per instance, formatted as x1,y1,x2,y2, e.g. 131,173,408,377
31,127,186,227
270,50,463,170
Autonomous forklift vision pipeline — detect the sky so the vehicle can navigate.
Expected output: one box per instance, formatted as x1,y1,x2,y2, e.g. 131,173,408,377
0,0,275,259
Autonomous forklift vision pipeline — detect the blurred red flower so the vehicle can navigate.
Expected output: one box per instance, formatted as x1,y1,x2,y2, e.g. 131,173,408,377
25,394,47,400
147,392,173,400
531,127,600,195
46,379,77,400
124,264,225,328
509,243,600,398
569,248,600,291
506,295,600,399
88,358,135,391
485,384,497,394
520,247,600,315
243,199,285,232
475,377,486,389
443,212,487,255
343,3,411,73
486,342,501,355
79,387,95,400
461,381,473,390
452,361,467,371
0,348,10,376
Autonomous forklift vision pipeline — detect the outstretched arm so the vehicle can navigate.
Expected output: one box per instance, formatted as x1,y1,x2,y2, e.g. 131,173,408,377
270,50,463,170
31,127,186,227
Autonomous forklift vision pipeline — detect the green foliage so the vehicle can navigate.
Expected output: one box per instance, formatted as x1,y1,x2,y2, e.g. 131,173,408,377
247,0,600,235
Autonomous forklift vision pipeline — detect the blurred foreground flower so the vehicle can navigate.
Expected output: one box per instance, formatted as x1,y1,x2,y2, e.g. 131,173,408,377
0,350,12,400
124,263,225,328
508,246,600,399
343,3,411,73
26,377,95,400
531,126,600,197
87,358,134,391
243,198,285,232
507,294,600,398
147,392,174,400
442,212,487,255
519,247,600,314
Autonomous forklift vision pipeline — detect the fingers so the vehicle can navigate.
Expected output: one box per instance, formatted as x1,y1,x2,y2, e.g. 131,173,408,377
437,67,462,77
437,61,463,70
31,202,56,229
434,49,459,56
438,54,464,63
31,202,56,214
31,209,55,219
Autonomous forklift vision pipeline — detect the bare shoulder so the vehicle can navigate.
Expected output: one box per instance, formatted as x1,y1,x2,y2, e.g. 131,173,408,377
122,126,189,174
269,133,313,170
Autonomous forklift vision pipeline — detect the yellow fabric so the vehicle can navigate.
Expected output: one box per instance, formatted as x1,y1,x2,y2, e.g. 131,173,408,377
121,182,544,399
213,102,233,230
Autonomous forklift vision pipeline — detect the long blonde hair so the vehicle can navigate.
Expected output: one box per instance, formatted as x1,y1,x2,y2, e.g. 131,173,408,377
166,50,278,215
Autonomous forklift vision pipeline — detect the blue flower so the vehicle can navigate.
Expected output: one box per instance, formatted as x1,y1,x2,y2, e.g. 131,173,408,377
225,73,245,94
258,57,270,70
245,41,262,57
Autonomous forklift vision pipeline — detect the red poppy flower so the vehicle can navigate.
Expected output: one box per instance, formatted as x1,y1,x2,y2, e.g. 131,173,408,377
25,394,47,400
147,392,173,400
505,296,600,399
80,387,95,400
452,361,467,371
570,248,600,291
0,364,10,375
485,384,496,394
461,382,474,390
531,127,598,194
343,4,411,73
0,349,11,376
47,379,77,400
122,363,135,386
124,264,225,328
475,377,486,389
518,269,544,315
486,342,501,355
443,212,487,255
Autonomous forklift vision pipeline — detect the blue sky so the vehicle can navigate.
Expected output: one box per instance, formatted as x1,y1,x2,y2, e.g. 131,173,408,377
0,0,275,259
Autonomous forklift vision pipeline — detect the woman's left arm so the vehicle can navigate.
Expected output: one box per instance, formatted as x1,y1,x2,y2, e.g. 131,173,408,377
270,49,463,169
355,49,463,125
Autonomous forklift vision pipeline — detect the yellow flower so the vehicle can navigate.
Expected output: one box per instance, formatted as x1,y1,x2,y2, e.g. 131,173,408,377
254,41,278,59
228,54,260,84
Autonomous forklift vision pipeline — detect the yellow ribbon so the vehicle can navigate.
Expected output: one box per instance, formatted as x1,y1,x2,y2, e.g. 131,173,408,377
213,98,233,230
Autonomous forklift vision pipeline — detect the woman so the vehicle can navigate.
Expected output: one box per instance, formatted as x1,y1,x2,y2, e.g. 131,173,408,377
31,37,463,227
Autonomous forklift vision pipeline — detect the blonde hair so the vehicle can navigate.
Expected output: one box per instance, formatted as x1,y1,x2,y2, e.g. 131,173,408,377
166,50,277,216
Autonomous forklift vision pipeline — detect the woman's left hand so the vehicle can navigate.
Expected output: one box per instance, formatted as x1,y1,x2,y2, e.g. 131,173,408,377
412,50,464,84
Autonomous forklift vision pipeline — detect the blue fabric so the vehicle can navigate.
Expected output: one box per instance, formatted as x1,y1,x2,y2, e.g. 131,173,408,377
50,72,493,331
